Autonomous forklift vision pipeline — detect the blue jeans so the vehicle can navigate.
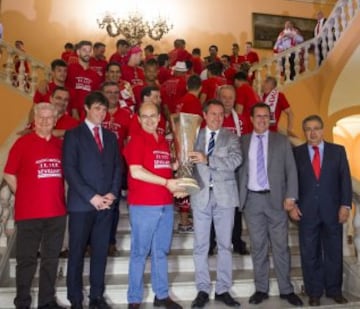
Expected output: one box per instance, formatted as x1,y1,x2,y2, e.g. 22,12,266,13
127,204,174,303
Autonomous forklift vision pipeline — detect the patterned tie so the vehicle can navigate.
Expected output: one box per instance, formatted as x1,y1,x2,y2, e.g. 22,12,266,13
312,146,321,180
93,126,103,152
256,135,268,188
207,131,216,156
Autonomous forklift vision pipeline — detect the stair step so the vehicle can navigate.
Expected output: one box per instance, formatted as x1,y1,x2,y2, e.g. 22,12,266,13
0,268,306,307
8,247,301,278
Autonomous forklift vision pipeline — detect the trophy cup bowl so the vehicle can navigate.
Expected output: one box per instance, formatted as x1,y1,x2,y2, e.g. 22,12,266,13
170,112,202,195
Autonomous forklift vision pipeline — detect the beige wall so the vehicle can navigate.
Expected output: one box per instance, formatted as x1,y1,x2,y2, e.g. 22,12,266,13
1,0,333,64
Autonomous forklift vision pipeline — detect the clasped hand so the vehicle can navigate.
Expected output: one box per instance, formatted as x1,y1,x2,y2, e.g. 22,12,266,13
90,193,116,211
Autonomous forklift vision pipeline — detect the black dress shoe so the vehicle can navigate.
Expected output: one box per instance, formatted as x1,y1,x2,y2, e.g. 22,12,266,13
38,301,66,309
249,291,269,304
128,304,141,309
70,304,83,309
215,292,240,307
191,291,209,308
308,297,320,306
327,294,348,304
154,296,182,309
280,293,303,306
89,297,111,309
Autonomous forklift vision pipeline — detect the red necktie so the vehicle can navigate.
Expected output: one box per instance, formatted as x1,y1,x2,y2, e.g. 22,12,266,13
312,146,320,180
93,126,103,152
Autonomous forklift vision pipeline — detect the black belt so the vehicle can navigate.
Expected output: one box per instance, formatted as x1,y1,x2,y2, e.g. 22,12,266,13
248,189,270,194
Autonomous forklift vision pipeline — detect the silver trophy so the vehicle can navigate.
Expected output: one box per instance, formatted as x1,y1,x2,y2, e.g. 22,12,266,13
170,112,202,194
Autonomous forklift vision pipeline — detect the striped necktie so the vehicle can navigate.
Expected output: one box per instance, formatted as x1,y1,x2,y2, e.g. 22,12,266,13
207,131,216,156
256,135,267,188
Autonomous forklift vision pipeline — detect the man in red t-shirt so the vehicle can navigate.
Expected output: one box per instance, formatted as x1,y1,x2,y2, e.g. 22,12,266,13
144,44,155,62
160,61,187,114
157,53,172,85
243,41,260,65
4,103,66,309
234,71,260,123
200,62,227,104
221,54,237,85
129,86,167,138
109,39,130,66
105,62,136,114
168,38,192,67
261,76,294,133
121,46,145,88
89,42,108,83
124,102,185,308
66,40,101,120
230,43,245,70
175,75,202,117
61,42,75,63
191,48,204,76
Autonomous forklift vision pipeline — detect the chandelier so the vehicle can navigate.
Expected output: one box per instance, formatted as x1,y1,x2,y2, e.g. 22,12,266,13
97,10,173,46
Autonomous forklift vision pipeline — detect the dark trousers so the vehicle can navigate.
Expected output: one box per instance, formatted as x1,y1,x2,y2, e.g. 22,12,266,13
67,209,113,304
14,216,66,308
210,207,246,252
299,218,343,298
281,53,296,80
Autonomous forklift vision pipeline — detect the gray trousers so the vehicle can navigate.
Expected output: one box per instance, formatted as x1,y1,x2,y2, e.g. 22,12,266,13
193,190,235,294
243,191,293,294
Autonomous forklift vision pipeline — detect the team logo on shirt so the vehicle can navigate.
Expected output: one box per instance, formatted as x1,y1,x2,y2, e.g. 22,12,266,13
36,158,62,179
74,76,92,92
153,150,171,169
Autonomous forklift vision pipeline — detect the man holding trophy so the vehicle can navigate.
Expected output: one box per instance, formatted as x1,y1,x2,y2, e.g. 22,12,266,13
187,100,242,308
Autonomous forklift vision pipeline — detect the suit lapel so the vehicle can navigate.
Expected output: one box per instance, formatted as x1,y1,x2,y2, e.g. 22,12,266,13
320,142,330,180
267,132,274,170
82,123,103,155
299,143,317,180
197,129,206,152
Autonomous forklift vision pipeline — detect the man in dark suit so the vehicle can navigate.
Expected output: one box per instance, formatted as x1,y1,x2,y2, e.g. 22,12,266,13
237,103,303,307
189,99,242,308
290,115,352,306
63,91,121,309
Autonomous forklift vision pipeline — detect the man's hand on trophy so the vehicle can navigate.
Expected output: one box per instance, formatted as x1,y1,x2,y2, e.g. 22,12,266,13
171,160,179,171
188,151,207,164
166,179,187,194
173,191,189,198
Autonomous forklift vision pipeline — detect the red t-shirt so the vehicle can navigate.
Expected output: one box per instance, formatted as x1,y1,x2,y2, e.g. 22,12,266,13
222,112,252,136
121,65,145,87
66,62,101,117
192,57,204,75
160,76,187,114
201,76,227,101
55,113,79,131
124,129,173,205
235,83,260,117
243,51,259,64
4,133,66,221
168,48,192,66
262,91,290,132
33,81,58,104
62,51,78,64
175,92,203,117
128,113,166,138
230,55,245,66
223,67,237,85
158,66,172,85
102,107,132,152
89,57,108,82
109,52,128,66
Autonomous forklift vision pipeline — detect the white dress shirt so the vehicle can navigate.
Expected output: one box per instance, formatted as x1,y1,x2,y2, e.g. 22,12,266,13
205,127,220,155
85,118,104,145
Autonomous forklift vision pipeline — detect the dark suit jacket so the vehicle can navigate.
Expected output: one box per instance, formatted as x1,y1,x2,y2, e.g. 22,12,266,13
238,132,298,211
293,142,352,224
63,123,122,212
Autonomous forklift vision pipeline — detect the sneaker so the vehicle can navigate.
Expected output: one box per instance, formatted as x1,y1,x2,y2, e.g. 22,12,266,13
178,224,194,234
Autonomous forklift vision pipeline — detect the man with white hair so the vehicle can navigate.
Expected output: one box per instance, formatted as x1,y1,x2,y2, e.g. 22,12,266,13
4,103,67,309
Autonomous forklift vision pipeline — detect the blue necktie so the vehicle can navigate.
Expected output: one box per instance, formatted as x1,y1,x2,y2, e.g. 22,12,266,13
207,131,216,156
256,135,267,188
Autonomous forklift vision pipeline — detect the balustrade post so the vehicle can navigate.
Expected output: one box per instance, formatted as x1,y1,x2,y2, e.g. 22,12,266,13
293,50,300,80
303,44,309,73
5,48,14,85
352,192,360,264
29,64,38,96
17,56,26,92
0,185,12,248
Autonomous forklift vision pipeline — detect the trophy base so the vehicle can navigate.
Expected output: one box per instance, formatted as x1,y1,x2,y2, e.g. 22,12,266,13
177,177,200,195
